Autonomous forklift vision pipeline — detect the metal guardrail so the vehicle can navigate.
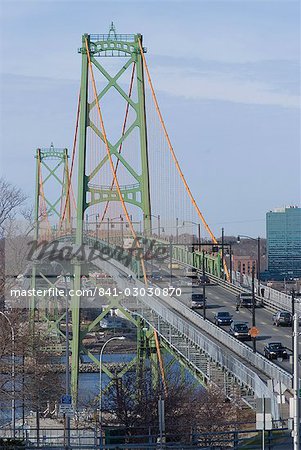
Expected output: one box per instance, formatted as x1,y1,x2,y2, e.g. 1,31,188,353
89,255,284,419
173,257,301,315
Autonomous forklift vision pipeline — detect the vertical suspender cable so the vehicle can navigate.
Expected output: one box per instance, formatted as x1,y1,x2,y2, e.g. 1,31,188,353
138,39,230,281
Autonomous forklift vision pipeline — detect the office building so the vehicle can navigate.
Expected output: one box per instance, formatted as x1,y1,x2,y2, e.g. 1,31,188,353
266,206,301,277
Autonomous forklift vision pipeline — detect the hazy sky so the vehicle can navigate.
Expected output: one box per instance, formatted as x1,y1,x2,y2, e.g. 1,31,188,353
0,0,300,237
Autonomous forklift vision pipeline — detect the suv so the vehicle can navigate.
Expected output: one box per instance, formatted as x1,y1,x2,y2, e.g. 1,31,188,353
273,311,292,327
191,293,206,309
229,322,251,341
214,311,233,326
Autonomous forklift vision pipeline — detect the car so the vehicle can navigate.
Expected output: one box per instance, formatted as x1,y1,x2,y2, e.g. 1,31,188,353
264,342,288,360
273,311,292,327
167,263,180,270
198,275,211,284
150,271,162,281
184,267,198,278
191,293,206,309
229,321,251,341
214,311,233,326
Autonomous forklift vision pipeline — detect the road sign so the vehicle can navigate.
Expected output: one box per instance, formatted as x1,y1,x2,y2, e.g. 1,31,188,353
59,395,74,416
249,326,259,338
256,413,273,430
59,404,74,416
61,394,72,405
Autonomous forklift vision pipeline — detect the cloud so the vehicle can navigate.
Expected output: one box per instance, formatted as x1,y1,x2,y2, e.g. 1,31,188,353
151,66,299,108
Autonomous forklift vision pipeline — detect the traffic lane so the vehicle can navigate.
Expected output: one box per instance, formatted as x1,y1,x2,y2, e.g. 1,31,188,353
194,285,293,372
204,284,293,350
148,271,293,371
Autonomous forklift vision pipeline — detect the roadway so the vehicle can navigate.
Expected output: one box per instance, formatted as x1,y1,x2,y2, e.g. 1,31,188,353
148,264,294,375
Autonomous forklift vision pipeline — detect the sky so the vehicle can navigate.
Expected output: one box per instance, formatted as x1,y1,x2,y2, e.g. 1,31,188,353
0,0,300,237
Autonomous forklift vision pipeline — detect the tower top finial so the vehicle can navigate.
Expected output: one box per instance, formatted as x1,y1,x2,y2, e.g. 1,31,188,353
108,21,117,39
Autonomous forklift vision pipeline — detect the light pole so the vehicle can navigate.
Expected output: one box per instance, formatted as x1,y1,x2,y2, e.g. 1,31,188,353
51,262,71,447
86,213,89,234
237,235,261,294
96,213,99,240
183,221,201,251
221,228,225,280
0,312,15,436
107,217,110,244
176,217,179,244
251,264,257,353
145,214,161,238
225,245,233,284
169,236,173,284
292,308,300,450
99,336,125,445
202,250,206,320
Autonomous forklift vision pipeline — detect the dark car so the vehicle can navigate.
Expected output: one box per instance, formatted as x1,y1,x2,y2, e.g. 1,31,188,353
150,271,162,281
264,342,288,360
273,311,292,327
229,321,251,341
198,275,211,284
214,311,233,326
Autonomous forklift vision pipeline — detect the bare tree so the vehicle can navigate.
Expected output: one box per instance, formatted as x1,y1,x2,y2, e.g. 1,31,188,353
99,369,250,441
0,311,63,427
0,178,27,235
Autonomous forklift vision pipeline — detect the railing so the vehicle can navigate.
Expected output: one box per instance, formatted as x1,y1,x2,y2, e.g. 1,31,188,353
90,33,136,42
87,253,285,419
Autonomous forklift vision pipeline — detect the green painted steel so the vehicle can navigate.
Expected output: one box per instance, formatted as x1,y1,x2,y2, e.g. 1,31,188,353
71,30,152,402
77,32,152,224
31,145,69,319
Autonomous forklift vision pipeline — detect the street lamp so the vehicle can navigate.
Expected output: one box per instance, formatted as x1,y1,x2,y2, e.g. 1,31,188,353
51,262,71,447
183,221,201,251
202,250,206,320
251,264,257,353
291,290,300,450
169,236,173,284
99,336,125,443
144,214,161,238
95,213,100,240
237,235,261,294
0,312,15,436
225,245,233,284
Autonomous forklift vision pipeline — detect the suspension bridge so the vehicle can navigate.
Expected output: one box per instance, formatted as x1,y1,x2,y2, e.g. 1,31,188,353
22,24,299,425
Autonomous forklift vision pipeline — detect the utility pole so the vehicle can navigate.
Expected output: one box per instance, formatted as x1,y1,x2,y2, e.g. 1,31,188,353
221,227,225,280
251,264,256,353
64,273,71,449
257,237,261,295
292,306,300,450
202,250,206,320
169,237,173,284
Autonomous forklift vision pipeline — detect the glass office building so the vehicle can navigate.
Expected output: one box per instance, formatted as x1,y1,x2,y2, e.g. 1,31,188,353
266,206,301,277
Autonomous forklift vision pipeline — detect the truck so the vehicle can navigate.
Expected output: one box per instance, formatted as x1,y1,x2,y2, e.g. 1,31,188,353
237,292,254,308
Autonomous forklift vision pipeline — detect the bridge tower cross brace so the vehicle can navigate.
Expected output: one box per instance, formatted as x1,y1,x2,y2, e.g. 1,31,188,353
72,30,152,403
